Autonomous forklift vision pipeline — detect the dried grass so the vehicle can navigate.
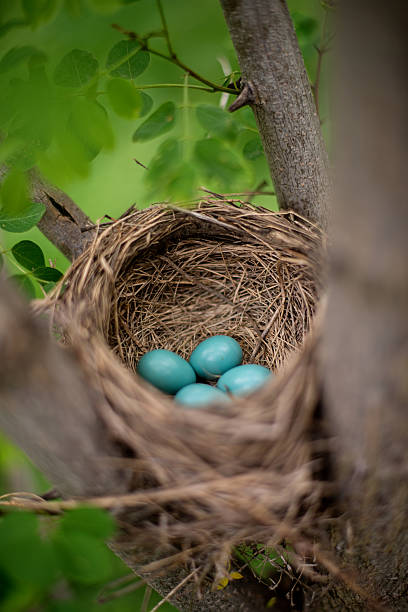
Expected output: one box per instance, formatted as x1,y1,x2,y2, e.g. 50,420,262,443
40,200,328,585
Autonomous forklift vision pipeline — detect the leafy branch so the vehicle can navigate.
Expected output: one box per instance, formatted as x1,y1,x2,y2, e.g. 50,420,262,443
112,1,240,97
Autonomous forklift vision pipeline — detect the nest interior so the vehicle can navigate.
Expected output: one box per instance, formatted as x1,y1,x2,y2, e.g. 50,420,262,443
100,202,322,375
50,200,325,577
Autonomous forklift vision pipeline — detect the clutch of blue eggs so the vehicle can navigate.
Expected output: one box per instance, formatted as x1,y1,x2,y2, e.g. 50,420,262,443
136,335,273,408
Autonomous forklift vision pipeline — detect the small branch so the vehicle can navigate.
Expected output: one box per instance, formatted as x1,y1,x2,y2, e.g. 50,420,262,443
0,166,95,261
228,82,255,112
135,83,214,92
311,8,333,118
112,23,238,95
156,0,174,57
148,568,200,612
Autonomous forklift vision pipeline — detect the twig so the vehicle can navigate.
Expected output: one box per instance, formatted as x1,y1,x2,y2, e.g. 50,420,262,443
156,0,174,57
148,568,199,612
133,158,149,170
98,576,146,603
112,23,238,95
228,82,255,112
311,9,334,118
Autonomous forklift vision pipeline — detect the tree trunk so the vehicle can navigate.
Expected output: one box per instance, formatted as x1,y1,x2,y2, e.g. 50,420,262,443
319,1,408,609
220,0,331,228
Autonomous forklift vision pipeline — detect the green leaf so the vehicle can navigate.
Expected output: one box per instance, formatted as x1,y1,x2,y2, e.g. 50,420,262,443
12,240,45,271
0,46,41,74
139,91,153,117
43,281,56,292
88,0,122,12
194,138,242,184
53,49,98,88
292,13,318,40
0,169,28,213
243,137,264,161
0,253,3,270
0,512,57,586
0,19,28,39
146,138,181,181
133,101,176,142
146,140,196,200
67,99,114,161
22,0,58,27
107,78,142,119
0,201,46,232
59,508,116,540
64,0,82,16
53,532,113,584
34,266,63,283
9,274,36,298
106,39,149,79
196,104,238,140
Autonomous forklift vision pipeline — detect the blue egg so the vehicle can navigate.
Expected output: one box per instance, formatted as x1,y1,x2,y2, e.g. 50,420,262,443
189,335,243,380
217,364,273,396
137,349,196,394
174,383,230,408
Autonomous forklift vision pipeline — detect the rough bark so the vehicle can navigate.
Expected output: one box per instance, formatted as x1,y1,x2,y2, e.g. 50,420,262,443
32,172,95,261
220,0,331,229
319,1,408,609
0,166,95,261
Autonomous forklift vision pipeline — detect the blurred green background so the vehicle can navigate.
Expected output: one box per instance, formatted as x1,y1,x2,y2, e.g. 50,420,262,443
0,0,330,609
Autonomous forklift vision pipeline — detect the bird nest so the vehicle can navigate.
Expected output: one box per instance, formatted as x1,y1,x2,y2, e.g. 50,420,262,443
45,200,327,588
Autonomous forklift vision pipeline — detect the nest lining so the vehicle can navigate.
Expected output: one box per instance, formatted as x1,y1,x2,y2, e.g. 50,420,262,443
45,200,326,582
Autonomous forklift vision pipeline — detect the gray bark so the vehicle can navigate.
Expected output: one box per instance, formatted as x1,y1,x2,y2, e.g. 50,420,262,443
320,1,408,609
32,172,95,261
0,166,95,261
220,0,331,229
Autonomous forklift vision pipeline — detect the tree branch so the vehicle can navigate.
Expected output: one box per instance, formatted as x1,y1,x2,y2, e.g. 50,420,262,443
0,166,95,261
220,0,332,229
30,172,96,261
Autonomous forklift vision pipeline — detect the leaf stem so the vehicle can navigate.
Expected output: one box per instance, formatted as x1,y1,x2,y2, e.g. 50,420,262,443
156,0,174,57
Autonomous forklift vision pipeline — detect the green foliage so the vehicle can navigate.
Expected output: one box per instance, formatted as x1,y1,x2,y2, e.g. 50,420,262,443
196,104,237,141
139,91,153,117
0,45,41,73
0,506,176,612
9,273,36,298
11,239,45,269
68,99,114,160
234,542,292,581
53,49,99,88
22,0,59,28
195,138,242,184
133,101,177,142
106,39,149,79
0,168,28,212
243,137,264,161
0,201,45,232
32,266,63,282
107,78,142,119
